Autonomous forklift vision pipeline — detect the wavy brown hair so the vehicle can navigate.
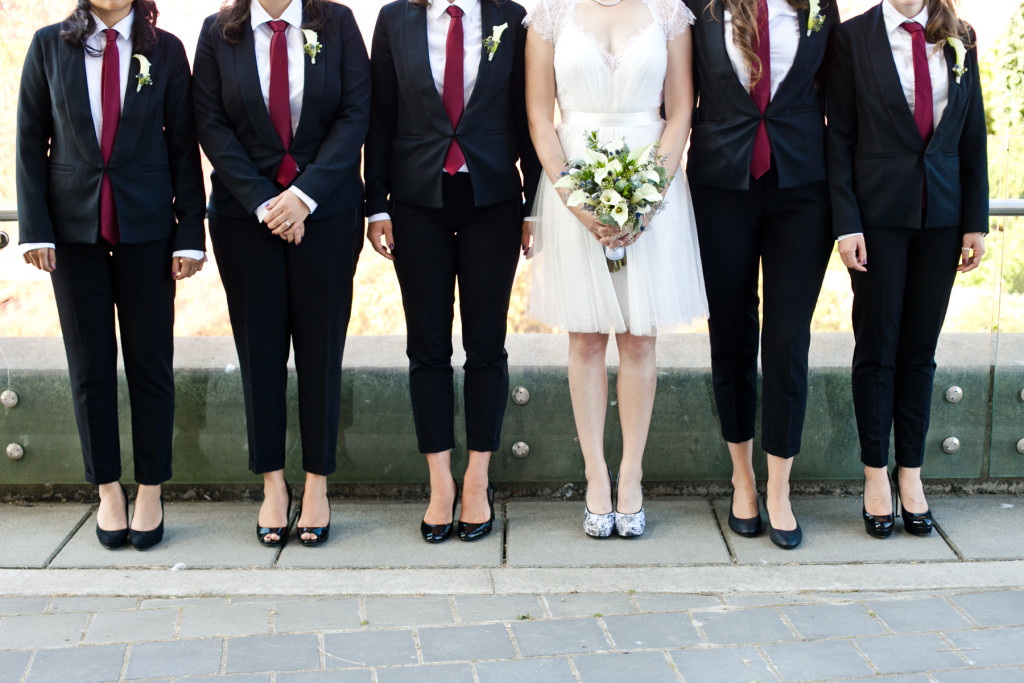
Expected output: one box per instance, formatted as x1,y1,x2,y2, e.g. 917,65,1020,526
922,0,973,48
215,0,328,44
60,0,160,55
705,0,811,87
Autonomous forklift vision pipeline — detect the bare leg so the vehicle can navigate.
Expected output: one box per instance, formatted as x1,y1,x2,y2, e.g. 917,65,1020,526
728,440,758,519
896,465,928,514
765,454,797,531
298,472,330,541
864,464,893,516
569,332,612,514
423,450,457,525
131,483,163,532
460,450,492,523
614,332,657,514
96,481,128,530
258,469,289,543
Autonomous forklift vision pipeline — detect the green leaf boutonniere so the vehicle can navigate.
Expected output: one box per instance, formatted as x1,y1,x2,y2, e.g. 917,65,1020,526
807,0,825,36
947,36,967,84
302,29,323,64
483,22,509,62
133,54,152,92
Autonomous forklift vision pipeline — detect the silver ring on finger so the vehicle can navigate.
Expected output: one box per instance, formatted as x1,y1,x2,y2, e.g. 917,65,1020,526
286,220,294,228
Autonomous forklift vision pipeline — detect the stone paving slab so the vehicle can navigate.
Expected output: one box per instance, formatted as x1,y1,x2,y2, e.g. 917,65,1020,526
936,496,1024,559
713,496,958,564
506,499,730,567
50,503,279,569
276,502,502,569
0,504,90,569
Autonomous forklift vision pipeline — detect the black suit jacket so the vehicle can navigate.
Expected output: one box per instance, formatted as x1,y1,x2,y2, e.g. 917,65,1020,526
192,1,370,220
826,4,988,237
16,24,205,250
364,0,541,215
685,0,840,190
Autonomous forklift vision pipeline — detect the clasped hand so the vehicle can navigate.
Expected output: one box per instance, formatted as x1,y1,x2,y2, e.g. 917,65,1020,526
24,248,204,280
566,202,644,249
264,189,310,244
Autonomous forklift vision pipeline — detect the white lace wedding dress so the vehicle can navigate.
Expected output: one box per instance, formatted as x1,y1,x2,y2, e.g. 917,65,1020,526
525,0,707,337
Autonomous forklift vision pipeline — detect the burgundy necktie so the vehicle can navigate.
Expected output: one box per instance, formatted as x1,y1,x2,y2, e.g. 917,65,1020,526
268,20,298,186
749,0,771,180
100,28,121,245
442,5,466,175
900,21,934,142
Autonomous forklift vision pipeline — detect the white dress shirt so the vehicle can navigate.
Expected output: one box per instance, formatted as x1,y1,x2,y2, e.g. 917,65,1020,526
724,0,800,99
250,0,318,223
368,0,482,225
838,3,950,243
22,12,204,260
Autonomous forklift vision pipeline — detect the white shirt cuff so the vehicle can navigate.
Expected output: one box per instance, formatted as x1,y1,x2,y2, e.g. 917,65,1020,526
173,250,205,261
837,233,863,242
524,216,538,222
289,186,318,215
255,200,274,224
367,213,391,224
21,242,55,254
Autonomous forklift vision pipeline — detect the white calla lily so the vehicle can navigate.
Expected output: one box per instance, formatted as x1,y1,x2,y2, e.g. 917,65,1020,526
609,202,630,227
627,141,656,164
582,148,608,166
553,174,577,189
631,183,663,204
947,37,967,84
600,189,623,206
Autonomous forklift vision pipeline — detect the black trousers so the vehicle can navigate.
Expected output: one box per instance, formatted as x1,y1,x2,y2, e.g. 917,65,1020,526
210,209,362,475
690,168,832,457
391,173,521,454
50,239,175,485
851,226,961,468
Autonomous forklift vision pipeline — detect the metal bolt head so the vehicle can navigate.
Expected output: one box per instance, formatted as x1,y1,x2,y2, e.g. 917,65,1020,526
511,386,530,405
942,437,961,454
0,231,9,249
511,441,530,458
6,443,24,461
1020,387,1024,403
0,390,18,409
1017,438,1024,456
945,386,963,404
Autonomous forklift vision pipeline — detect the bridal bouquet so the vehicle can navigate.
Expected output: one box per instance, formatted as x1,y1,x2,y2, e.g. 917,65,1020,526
553,130,670,273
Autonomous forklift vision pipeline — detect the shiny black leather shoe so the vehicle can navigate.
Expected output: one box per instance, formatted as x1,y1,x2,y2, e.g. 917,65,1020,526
96,482,129,550
893,464,933,536
297,496,331,547
130,496,165,550
458,485,494,542
727,490,763,537
863,473,895,538
257,485,292,547
763,493,802,550
421,478,459,544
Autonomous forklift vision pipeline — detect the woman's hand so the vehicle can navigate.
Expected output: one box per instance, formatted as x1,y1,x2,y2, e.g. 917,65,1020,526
282,221,305,245
568,205,619,245
521,220,533,257
172,256,205,280
367,219,395,261
838,235,868,272
23,248,56,272
958,232,985,273
264,190,311,238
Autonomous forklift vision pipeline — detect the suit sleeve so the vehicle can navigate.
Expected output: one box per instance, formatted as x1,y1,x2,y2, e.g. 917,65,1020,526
16,32,57,245
162,37,207,252
290,7,371,207
825,26,862,239
192,18,280,216
512,9,541,216
958,30,988,235
816,0,842,115
364,8,396,217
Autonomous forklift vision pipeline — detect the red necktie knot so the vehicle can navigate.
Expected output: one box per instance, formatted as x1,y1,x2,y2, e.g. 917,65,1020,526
268,19,288,34
900,20,924,36
447,5,464,19
104,28,118,45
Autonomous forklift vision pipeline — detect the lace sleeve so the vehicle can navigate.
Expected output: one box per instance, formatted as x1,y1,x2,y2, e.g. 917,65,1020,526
523,0,566,45
646,0,696,40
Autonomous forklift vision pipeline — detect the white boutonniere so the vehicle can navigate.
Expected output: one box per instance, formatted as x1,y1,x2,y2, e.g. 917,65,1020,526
947,36,967,84
483,22,509,62
302,29,322,64
806,0,825,36
133,54,152,92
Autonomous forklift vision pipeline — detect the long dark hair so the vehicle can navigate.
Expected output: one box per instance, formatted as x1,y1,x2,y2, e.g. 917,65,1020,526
705,0,813,86
216,0,328,44
923,0,973,47
60,0,160,55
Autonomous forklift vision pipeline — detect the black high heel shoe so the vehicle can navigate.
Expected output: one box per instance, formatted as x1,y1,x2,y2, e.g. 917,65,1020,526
421,477,459,544
296,492,331,547
862,472,894,539
257,485,292,547
96,482,129,550
728,489,763,537
893,464,933,536
130,494,165,550
763,493,802,549
458,485,494,542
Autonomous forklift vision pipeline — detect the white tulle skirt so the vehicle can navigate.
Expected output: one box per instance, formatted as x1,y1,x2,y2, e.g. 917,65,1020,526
528,111,708,337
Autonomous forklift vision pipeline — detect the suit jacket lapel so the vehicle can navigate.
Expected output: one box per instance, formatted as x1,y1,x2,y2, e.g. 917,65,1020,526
405,3,452,135
57,42,103,166
110,52,150,164
865,5,925,151
461,0,497,124
235,25,284,149
933,42,963,143
293,6,322,147
704,9,761,117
